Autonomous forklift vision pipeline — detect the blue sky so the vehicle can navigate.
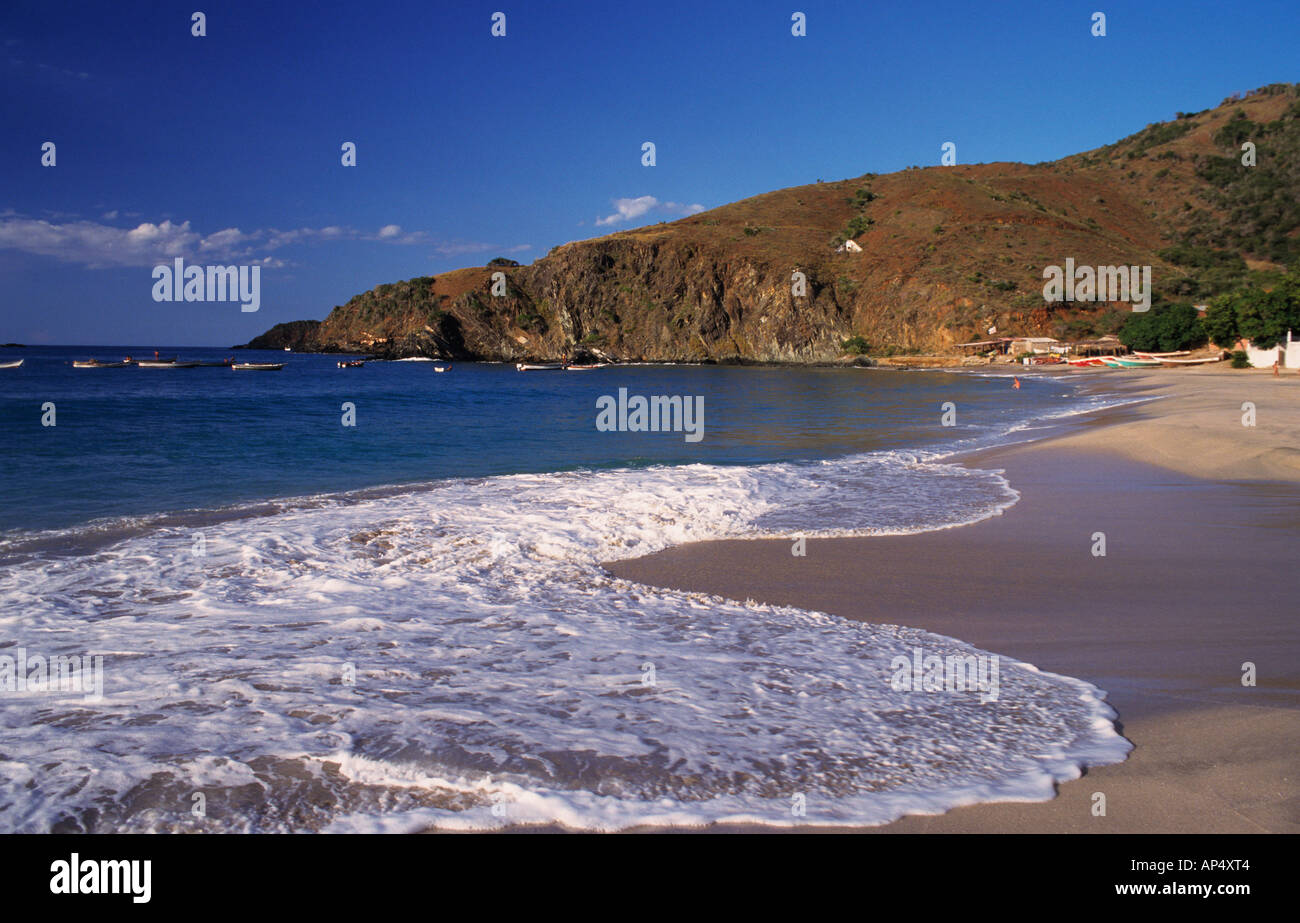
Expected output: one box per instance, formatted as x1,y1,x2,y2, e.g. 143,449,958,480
2,0,1297,346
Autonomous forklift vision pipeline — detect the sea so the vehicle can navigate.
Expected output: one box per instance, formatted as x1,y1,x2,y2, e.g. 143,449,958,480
0,346,1133,832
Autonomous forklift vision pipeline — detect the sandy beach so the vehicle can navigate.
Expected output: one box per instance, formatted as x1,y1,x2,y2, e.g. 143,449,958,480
607,366,1300,833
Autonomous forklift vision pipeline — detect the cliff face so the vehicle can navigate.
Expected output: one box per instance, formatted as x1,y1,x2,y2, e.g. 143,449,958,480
241,319,321,351
245,84,1300,361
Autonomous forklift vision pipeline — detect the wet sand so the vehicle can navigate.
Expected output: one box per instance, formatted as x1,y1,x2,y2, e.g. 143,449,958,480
605,367,1300,833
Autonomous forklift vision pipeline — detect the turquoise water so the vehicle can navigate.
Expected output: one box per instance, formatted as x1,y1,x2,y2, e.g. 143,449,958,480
2,346,1078,536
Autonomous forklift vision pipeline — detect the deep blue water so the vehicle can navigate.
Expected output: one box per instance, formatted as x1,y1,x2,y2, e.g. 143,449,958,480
0,345,1083,534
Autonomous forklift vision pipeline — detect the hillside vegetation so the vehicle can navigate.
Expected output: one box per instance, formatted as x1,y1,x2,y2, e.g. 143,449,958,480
243,84,1300,361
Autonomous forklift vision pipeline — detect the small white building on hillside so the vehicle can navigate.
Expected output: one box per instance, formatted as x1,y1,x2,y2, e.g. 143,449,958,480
835,239,863,253
1242,330,1300,369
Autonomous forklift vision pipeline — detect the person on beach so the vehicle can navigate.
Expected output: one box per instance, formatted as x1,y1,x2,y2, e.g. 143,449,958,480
1013,377,1021,389
1273,360,1279,377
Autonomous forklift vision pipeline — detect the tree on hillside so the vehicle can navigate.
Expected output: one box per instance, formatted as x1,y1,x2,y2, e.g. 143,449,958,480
1119,302,1208,352
1235,287,1299,349
1201,292,1242,347
1199,268,1300,349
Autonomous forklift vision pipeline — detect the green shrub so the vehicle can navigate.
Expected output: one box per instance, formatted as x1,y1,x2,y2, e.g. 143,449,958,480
1230,350,1251,368
1212,115,1258,148
515,310,548,333
842,335,870,355
1119,302,1209,352
842,215,874,239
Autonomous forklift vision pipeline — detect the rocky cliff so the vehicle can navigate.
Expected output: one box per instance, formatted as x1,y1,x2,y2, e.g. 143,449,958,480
243,84,1300,361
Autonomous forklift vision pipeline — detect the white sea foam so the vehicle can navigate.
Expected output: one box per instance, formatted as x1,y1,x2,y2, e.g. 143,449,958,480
0,436,1133,833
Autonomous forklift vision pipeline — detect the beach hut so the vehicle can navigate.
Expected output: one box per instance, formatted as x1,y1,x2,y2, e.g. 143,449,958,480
1006,336,1059,355
1067,335,1126,359
954,338,1011,356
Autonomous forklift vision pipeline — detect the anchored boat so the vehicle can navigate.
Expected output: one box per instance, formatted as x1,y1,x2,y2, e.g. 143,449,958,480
0,359,23,369
232,362,285,371
516,362,564,371
73,359,128,368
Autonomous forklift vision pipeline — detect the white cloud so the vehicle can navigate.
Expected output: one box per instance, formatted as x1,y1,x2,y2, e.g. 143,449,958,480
0,215,448,268
595,196,705,226
665,201,706,217
0,217,206,268
596,196,658,226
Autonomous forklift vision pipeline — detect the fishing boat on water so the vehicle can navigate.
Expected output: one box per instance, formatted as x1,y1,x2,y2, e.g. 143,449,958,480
337,359,365,368
433,364,450,373
138,359,200,368
0,359,23,369
232,362,284,371
516,362,564,371
565,363,607,370
73,359,129,368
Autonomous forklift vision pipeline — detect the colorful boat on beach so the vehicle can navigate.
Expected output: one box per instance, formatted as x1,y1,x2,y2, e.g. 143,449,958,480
1066,356,1108,367
1157,355,1225,365
1106,356,1162,368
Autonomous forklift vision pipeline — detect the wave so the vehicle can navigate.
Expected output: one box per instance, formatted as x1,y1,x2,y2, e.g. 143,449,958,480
0,417,1132,832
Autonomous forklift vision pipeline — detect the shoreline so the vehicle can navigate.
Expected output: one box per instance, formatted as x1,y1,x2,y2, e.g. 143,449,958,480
602,367,1300,833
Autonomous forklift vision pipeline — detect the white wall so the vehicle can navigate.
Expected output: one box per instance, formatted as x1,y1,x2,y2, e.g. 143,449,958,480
1247,330,1299,369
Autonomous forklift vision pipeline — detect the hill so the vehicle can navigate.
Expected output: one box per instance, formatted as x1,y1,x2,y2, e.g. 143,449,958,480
242,83,1300,362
